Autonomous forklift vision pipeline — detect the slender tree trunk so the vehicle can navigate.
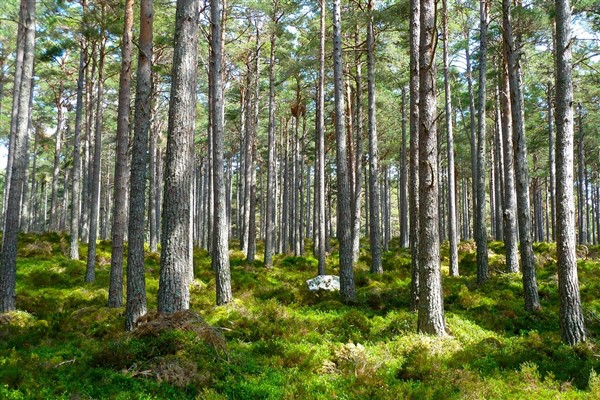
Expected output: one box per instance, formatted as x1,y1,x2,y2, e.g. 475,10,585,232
299,112,306,255
242,76,252,254
108,0,134,308
158,0,199,312
475,0,489,285
19,79,34,233
69,17,86,259
315,0,326,275
27,126,39,232
577,109,585,244
417,0,445,335
548,84,556,241
85,17,106,283
465,33,477,240
500,56,519,274
81,45,94,244
409,0,420,311
333,0,355,302
503,0,540,310
0,0,35,312
50,82,65,231
60,168,69,231
148,80,159,252
554,0,586,344
125,0,152,329
367,0,382,274
443,0,458,276
493,95,504,241
2,5,25,227
210,0,233,305
399,87,409,248
351,32,363,262
264,15,277,268
99,155,111,240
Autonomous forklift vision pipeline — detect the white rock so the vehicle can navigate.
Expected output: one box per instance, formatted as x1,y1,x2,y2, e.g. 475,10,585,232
306,275,340,292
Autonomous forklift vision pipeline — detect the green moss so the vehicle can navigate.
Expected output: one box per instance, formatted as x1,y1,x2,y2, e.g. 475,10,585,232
4,235,600,398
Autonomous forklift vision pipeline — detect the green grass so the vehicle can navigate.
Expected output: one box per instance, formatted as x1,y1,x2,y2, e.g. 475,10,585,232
1,232,600,399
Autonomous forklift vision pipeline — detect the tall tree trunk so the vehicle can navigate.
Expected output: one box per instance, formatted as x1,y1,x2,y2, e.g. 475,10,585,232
399,87,409,248
264,13,278,268
351,31,363,262
241,75,252,254
315,0,327,275
2,4,25,227
299,112,306,255
554,0,586,344
80,45,94,244
503,0,540,310
50,82,65,231
0,0,35,312
108,0,134,308
70,10,87,259
493,95,504,241
500,55,519,274
210,0,233,305
465,32,477,240
409,0,420,311
85,16,106,283
548,84,556,241
19,78,34,233
333,0,355,302
125,0,152,329
475,0,489,285
158,0,199,312
417,0,445,335
148,78,160,252
367,0,382,274
577,108,585,244
442,0,458,276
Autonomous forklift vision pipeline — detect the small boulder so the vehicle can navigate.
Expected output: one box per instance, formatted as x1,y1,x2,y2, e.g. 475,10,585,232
306,275,340,292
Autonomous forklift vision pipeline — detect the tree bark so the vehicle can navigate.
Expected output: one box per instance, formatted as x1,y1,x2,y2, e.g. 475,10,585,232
500,56,519,274
399,87,409,248
503,0,540,310
333,0,355,303
2,3,25,227
367,0,382,274
264,13,278,268
158,0,199,313
417,0,446,336
315,0,327,275
210,0,233,305
465,32,477,240
442,0,458,277
0,0,35,312
547,84,556,241
351,32,363,262
475,0,489,285
85,15,106,284
108,0,134,308
69,22,86,259
554,0,586,344
409,0,420,311
125,0,152,329
50,81,65,231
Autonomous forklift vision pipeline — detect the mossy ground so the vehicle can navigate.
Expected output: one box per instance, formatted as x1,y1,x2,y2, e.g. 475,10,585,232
2,232,600,399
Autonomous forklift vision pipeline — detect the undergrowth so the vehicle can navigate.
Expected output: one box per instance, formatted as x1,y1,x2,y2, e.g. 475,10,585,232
0,232,599,399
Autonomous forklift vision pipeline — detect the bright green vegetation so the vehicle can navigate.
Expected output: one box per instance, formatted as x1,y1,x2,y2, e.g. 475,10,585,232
2,233,600,399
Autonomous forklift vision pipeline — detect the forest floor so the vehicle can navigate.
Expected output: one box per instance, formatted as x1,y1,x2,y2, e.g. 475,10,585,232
2,233,600,399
